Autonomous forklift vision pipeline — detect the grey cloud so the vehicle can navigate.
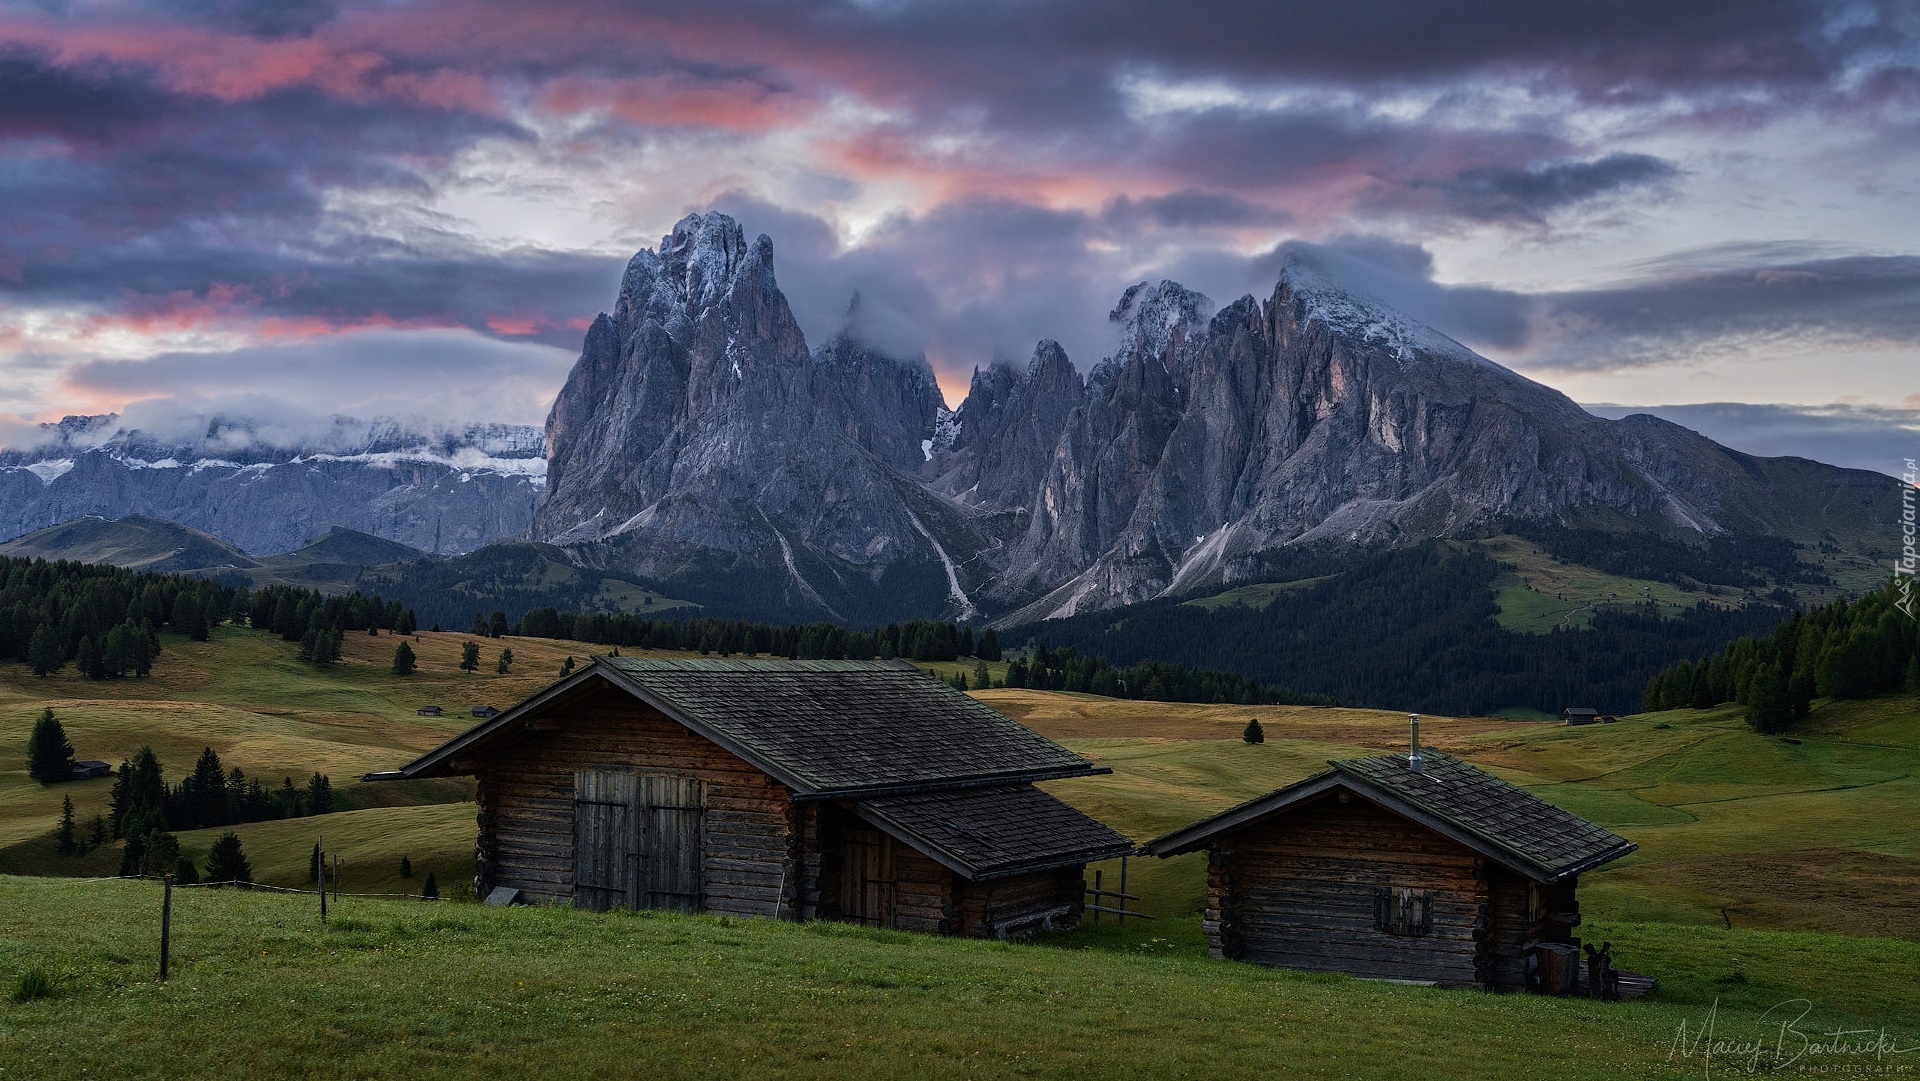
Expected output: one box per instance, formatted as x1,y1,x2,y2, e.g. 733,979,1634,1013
1410,153,1682,223
61,329,576,426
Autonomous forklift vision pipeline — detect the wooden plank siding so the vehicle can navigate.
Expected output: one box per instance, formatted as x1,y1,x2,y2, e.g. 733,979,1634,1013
480,684,795,917
1206,794,1527,989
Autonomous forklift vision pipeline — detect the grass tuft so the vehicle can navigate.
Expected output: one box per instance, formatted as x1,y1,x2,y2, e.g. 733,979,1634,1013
10,965,54,1004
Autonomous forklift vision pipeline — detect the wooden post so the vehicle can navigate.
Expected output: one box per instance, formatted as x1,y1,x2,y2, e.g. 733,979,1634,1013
318,835,326,923
1118,858,1128,927
1092,869,1102,926
159,874,172,981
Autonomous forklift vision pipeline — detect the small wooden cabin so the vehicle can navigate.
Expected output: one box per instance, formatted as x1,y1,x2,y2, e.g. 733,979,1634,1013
1562,707,1601,726
1144,749,1636,991
371,657,1131,937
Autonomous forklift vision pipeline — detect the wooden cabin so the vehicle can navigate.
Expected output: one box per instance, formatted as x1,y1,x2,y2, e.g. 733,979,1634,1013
1562,707,1601,726
1144,749,1637,991
370,657,1132,938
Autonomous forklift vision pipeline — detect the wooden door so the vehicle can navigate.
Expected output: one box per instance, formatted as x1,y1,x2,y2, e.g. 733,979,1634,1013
636,775,706,913
841,824,895,928
573,771,637,912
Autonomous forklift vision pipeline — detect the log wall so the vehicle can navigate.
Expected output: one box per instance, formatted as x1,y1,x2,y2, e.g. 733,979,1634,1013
1206,794,1498,988
482,683,796,916
953,867,1086,938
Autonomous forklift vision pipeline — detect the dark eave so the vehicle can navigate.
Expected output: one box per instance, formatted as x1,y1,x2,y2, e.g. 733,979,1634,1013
1143,768,1635,884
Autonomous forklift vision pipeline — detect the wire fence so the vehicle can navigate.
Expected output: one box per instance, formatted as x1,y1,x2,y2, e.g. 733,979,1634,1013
109,872,447,901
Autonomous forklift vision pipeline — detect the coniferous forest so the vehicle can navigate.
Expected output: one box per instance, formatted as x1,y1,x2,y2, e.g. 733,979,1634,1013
1643,578,1919,732
1006,542,1791,716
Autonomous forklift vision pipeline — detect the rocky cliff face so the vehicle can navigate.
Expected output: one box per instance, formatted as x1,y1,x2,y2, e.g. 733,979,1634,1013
225,215,1875,626
534,213,977,622
0,417,543,555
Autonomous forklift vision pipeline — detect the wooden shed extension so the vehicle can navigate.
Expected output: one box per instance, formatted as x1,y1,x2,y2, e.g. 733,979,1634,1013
371,657,1132,938
1145,749,1636,991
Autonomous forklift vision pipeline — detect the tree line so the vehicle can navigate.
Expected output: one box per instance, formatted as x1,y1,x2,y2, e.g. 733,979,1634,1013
0,556,420,679
1003,645,1333,705
108,743,335,876
1643,577,1919,732
1005,541,1790,715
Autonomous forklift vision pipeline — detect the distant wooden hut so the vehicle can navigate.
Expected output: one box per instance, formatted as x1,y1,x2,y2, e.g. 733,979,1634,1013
1144,748,1637,991
416,706,444,717
370,658,1131,937
1562,707,1601,726
69,760,112,780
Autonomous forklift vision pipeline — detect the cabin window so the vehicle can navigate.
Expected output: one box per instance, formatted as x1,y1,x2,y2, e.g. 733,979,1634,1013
1374,886,1432,936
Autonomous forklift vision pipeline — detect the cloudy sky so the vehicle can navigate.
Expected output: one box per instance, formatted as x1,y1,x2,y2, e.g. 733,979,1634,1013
1,0,1917,471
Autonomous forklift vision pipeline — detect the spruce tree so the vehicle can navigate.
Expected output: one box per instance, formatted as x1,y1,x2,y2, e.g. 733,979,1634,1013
496,647,512,674
1242,718,1265,744
560,656,575,677
973,659,991,690
460,641,480,674
305,772,334,815
26,708,75,784
391,641,417,676
27,624,64,677
421,871,439,900
172,857,199,885
75,635,105,680
55,795,77,855
399,854,412,879
204,831,252,887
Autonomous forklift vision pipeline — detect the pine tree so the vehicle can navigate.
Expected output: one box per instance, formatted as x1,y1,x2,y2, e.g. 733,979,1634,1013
305,772,334,816
27,624,64,677
973,659,991,690
55,795,77,855
560,655,575,677
76,635,105,680
311,842,323,885
421,871,439,900
140,829,181,878
399,854,412,879
1242,718,1265,744
172,857,199,885
392,641,417,676
204,831,252,887
496,647,512,674
26,708,75,784
460,641,480,674
1746,662,1794,734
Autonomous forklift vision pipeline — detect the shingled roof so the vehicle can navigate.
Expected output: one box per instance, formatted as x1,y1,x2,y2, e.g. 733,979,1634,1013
856,784,1134,880
1145,749,1635,882
379,657,1104,798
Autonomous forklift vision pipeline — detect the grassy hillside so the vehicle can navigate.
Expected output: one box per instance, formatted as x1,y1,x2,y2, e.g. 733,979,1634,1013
0,515,256,573
2,631,1917,1076
1,876,1914,1081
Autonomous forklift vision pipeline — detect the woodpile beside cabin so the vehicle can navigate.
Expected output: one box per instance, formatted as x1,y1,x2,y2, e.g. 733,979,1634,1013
370,658,1132,938
1144,747,1640,993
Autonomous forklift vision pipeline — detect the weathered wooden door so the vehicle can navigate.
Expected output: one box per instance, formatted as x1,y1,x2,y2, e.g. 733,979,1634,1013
841,824,895,928
575,772,705,913
573,771,637,912
635,775,705,913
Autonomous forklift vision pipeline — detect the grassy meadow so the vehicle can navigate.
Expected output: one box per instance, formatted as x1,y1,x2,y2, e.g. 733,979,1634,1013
2,625,1918,1077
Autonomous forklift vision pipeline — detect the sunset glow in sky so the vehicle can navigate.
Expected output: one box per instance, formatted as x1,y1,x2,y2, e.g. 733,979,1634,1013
2,0,1917,468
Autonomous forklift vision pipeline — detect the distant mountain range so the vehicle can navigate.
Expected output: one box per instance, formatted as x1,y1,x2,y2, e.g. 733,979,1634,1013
532,213,1898,624
0,415,543,555
0,212,1901,628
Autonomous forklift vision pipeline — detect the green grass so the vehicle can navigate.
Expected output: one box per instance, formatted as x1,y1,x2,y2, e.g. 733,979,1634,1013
4,635,1919,1076
1,876,1914,1080
1179,575,1336,611
1477,535,1737,633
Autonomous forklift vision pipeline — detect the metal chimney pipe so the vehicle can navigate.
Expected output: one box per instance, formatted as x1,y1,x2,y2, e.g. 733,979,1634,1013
1409,713,1422,773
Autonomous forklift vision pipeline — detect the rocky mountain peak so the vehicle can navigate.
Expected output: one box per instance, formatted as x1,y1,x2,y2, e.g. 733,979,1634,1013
1109,279,1214,363
616,211,779,336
